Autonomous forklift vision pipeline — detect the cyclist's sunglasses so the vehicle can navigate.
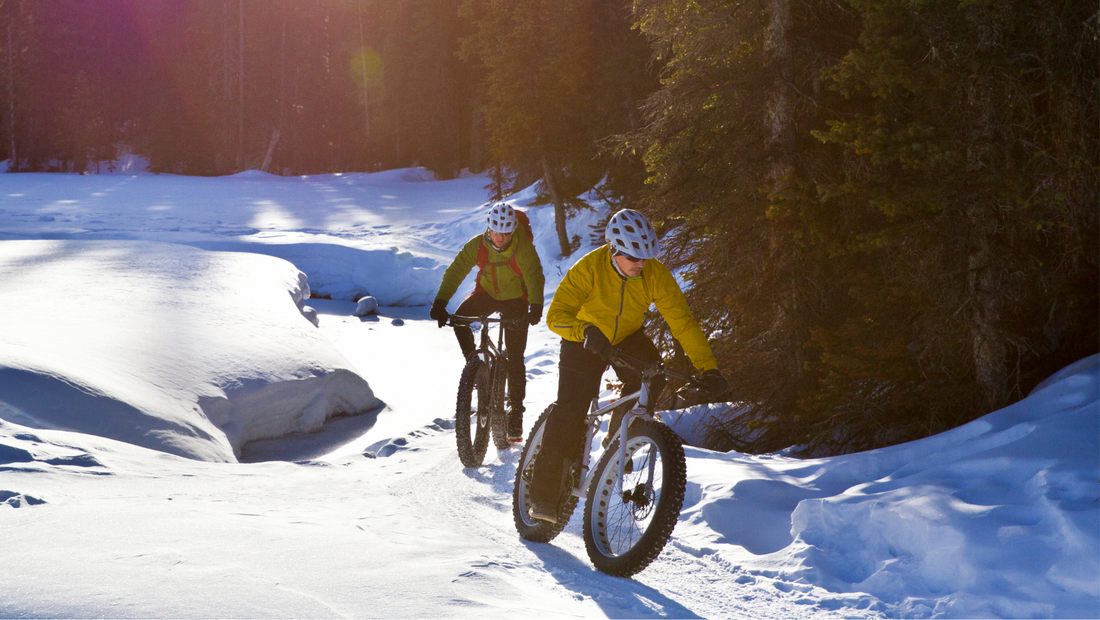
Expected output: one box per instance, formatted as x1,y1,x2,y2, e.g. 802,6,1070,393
614,250,645,263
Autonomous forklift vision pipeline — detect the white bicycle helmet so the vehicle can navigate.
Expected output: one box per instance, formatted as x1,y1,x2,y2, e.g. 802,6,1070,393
486,202,517,234
605,209,660,259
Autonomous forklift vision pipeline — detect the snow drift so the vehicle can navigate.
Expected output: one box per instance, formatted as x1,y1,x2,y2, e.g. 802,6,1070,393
677,354,1099,618
0,240,380,462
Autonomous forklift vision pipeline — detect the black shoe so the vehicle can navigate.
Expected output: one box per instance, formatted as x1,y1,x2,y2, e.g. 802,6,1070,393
507,410,523,442
529,501,559,524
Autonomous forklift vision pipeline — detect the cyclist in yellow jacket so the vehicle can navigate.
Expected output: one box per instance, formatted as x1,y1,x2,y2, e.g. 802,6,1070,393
431,203,545,441
528,208,727,523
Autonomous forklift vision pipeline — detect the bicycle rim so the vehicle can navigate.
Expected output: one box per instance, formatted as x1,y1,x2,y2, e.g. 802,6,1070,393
584,420,686,577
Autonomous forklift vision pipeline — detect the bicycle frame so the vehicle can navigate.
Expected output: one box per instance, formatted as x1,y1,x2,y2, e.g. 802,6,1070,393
449,314,524,366
568,352,696,501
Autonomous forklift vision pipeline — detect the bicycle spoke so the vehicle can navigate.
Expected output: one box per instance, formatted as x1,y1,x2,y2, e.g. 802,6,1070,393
604,443,661,555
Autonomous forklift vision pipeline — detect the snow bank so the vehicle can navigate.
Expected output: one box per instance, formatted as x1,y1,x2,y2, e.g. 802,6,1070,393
680,354,1099,618
0,240,380,462
190,240,446,305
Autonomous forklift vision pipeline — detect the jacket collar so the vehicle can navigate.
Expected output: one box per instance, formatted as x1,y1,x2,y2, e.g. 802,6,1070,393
606,244,643,281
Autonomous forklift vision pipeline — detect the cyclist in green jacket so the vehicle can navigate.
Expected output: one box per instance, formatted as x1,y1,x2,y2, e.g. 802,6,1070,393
431,203,545,441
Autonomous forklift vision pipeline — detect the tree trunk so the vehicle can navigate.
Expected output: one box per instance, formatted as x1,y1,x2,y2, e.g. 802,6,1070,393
765,0,804,436
541,153,571,257
765,0,793,186
218,0,231,173
357,1,370,161
238,0,244,170
7,15,15,172
261,128,280,172
278,0,286,160
965,72,1007,411
469,91,483,173
967,211,1007,411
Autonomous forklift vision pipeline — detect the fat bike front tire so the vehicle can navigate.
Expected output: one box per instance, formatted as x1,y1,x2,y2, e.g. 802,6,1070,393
489,360,511,451
455,358,491,467
512,404,579,543
583,419,686,577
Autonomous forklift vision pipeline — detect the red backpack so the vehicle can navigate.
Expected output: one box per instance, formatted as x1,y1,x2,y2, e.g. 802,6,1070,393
475,208,533,300
513,208,533,242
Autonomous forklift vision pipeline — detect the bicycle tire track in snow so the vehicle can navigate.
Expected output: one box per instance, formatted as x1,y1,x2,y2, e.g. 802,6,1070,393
314,306,884,619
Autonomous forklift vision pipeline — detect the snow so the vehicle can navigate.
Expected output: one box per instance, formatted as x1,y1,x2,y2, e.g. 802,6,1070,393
0,166,1096,619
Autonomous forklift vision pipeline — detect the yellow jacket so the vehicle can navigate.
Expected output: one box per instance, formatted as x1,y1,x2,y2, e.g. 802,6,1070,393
546,245,717,371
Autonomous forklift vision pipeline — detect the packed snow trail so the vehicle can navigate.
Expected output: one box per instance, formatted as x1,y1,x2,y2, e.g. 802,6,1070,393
0,305,880,619
254,301,884,618
2,169,1094,618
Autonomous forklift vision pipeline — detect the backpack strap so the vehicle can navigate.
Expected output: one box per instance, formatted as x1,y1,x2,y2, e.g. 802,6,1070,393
475,242,489,295
474,238,527,301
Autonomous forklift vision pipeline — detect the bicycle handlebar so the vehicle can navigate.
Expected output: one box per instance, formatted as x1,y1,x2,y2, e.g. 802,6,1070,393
447,314,528,328
608,348,707,386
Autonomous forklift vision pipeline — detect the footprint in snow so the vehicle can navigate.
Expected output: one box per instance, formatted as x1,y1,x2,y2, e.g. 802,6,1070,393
364,418,455,458
430,418,455,431
1,490,46,508
0,443,34,465
367,437,409,458
0,443,106,470
44,453,105,468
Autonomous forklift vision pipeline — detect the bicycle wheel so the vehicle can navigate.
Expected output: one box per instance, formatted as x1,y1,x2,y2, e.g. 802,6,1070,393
455,357,491,467
583,419,686,577
489,359,511,451
512,403,579,543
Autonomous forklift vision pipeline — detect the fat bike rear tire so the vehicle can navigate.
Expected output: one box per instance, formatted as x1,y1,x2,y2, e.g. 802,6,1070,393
489,360,511,451
512,404,579,543
583,419,686,577
455,357,491,467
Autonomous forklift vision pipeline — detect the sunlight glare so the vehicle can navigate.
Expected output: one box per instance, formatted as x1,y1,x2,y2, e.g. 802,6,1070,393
249,200,302,230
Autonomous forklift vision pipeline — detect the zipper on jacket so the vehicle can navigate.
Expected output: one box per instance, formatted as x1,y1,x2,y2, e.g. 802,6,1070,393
612,278,626,342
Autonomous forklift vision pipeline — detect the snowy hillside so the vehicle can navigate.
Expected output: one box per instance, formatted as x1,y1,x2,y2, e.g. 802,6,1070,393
0,168,1096,618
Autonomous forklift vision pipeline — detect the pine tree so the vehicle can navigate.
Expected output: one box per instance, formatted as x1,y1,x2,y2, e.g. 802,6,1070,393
460,0,656,256
629,0,858,451
807,0,1099,453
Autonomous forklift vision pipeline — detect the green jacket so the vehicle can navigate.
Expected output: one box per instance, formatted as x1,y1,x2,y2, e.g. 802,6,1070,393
546,245,717,371
435,233,545,306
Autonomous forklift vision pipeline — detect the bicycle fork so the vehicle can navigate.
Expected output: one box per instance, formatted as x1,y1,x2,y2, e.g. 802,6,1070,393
572,380,655,501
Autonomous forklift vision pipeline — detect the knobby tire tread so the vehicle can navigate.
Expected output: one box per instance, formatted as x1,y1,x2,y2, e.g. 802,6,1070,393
582,420,686,577
489,360,510,451
455,358,490,467
512,403,578,543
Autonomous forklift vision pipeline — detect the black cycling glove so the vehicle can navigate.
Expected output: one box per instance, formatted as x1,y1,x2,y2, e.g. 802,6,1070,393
583,326,611,360
527,304,543,326
701,368,729,400
429,300,450,328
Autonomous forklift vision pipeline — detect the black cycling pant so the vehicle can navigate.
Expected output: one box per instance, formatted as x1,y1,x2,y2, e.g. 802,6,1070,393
452,291,529,409
529,328,662,505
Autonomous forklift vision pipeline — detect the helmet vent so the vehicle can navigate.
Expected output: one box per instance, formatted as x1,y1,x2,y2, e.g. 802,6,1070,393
604,208,660,260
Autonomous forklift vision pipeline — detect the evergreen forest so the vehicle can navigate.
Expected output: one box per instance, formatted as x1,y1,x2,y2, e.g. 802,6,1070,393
2,0,1096,456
